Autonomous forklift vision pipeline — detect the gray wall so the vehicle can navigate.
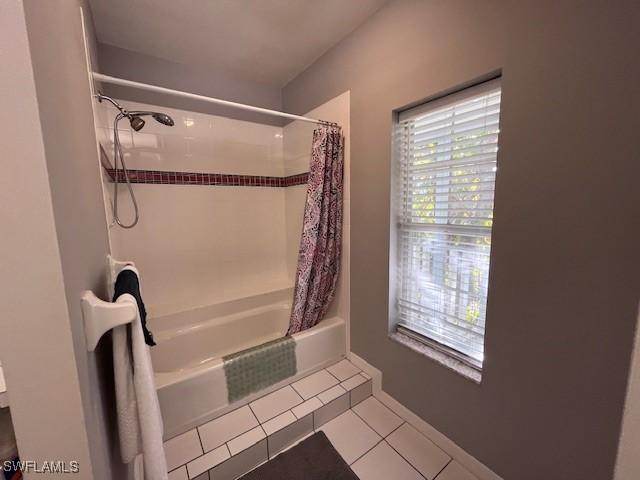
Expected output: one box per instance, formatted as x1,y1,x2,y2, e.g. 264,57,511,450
97,43,284,126
283,1,640,479
21,1,124,478
0,1,95,476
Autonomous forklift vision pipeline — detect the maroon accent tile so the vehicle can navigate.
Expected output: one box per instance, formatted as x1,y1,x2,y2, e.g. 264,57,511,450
105,168,310,188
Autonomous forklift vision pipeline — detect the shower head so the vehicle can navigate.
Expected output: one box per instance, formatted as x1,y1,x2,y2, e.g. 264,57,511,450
128,111,175,130
151,112,174,127
95,94,175,131
129,116,146,131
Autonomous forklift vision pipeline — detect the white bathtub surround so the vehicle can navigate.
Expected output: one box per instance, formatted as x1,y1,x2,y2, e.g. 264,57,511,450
107,183,291,318
163,358,371,479
96,99,291,319
96,100,285,182
152,289,346,437
97,93,352,359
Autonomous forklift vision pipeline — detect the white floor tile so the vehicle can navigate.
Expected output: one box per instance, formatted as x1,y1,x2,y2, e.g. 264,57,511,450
292,397,322,419
341,373,367,391
275,431,315,456
436,460,478,480
387,423,451,479
211,439,267,480
313,392,350,427
351,441,423,480
267,414,313,458
198,406,258,452
227,426,266,456
167,466,188,480
262,410,296,435
317,384,347,404
350,380,373,407
327,359,361,381
250,385,303,423
186,444,229,479
353,397,403,437
164,429,204,471
318,410,381,464
291,369,339,399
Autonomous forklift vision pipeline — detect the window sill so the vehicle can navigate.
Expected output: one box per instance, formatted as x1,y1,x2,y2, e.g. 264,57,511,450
389,331,482,384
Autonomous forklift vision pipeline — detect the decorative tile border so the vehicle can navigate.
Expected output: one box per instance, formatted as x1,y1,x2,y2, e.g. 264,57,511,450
105,168,309,188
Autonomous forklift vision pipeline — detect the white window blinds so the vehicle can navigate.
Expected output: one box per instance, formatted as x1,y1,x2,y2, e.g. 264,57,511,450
395,79,501,368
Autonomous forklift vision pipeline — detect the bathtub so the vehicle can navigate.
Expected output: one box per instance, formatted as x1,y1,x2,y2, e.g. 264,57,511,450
149,288,346,438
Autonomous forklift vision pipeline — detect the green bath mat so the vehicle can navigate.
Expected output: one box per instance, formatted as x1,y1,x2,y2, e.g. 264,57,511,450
223,336,297,403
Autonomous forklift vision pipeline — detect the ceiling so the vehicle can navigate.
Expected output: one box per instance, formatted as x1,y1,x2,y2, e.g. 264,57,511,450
89,0,388,87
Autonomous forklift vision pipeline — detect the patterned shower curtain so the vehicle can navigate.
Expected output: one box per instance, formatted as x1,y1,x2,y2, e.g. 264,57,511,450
288,126,344,335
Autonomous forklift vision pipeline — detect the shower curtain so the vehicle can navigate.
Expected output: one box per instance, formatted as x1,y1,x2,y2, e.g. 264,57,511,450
288,126,344,335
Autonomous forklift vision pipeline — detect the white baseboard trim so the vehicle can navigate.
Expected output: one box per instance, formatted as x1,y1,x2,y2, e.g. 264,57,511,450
348,352,502,480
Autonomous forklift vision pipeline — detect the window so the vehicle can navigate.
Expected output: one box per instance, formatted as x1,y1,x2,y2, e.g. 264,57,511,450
394,78,501,369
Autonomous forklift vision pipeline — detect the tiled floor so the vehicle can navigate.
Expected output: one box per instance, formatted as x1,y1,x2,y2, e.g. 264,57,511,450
326,397,477,480
165,358,372,480
164,358,479,480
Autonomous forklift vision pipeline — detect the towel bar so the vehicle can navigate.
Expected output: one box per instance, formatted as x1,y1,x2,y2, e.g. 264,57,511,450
81,291,137,351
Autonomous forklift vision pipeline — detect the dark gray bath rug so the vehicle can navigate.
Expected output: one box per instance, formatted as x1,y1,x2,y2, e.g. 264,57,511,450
239,431,359,480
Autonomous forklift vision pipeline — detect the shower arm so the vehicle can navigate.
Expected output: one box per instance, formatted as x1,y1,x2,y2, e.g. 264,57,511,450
96,92,130,117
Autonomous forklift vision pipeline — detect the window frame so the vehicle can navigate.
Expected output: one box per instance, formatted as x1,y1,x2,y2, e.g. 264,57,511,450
391,77,502,372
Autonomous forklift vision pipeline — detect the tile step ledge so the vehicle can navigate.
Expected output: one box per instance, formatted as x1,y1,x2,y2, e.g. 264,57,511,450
166,359,372,480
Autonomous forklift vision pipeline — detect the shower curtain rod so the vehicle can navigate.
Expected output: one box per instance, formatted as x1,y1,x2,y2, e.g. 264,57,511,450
92,73,340,128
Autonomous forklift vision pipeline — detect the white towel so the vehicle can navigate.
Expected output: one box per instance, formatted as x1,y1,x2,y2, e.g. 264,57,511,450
113,266,168,480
